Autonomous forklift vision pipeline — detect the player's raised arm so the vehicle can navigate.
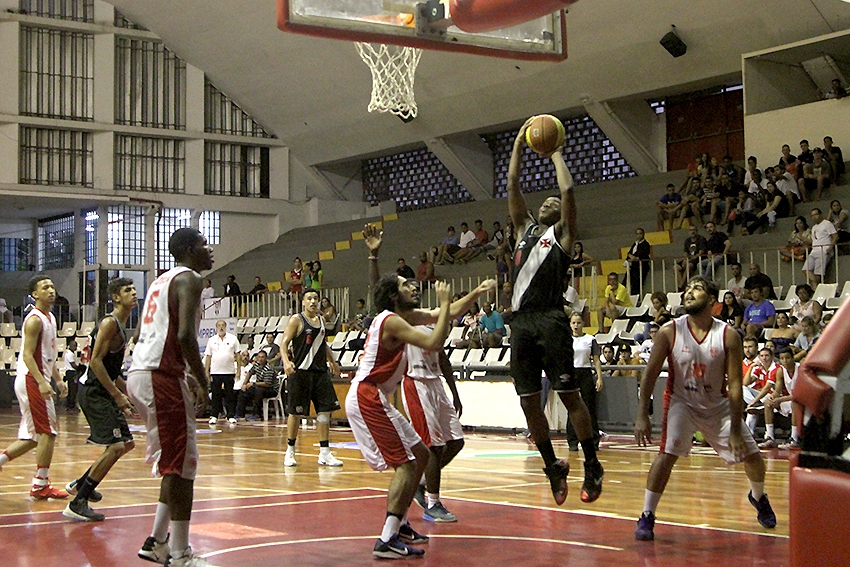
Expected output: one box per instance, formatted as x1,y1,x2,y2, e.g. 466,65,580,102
387,282,453,351
552,150,577,252
635,324,673,445
507,117,535,235
408,278,497,326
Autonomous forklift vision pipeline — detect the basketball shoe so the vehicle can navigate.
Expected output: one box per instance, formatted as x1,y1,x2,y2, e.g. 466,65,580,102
543,459,570,505
423,502,457,523
398,522,429,544
412,483,427,510
373,535,425,559
63,499,105,522
65,479,102,502
635,511,656,541
139,534,170,564
580,460,604,503
165,547,219,567
317,449,343,467
30,484,69,500
748,491,777,529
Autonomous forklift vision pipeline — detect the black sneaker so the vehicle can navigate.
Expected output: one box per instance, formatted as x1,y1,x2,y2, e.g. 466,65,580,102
635,511,655,541
748,491,777,529
139,534,171,564
398,522,429,544
580,460,604,503
65,480,102,503
62,499,105,522
373,535,425,559
543,459,570,505
412,484,427,510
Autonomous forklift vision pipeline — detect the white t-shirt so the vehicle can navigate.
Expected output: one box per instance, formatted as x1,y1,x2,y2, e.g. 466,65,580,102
563,286,578,306
201,286,215,301
458,230,476,248
811,219,837,248
572,334,598,368
775,172,800,200
727,276,746,300
204,332,239,374
63,349,78,372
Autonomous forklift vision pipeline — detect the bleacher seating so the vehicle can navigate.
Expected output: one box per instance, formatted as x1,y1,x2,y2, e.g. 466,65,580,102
813,283,837,306
77,321,95,337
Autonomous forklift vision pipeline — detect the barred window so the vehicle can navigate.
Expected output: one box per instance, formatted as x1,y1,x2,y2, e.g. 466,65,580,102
485,115,636,198
113,9,148,30
362,147,473,212
0,238,33,272
20,27,93,120
107,205,146,266
20,126,93,186
204,78,274,138
20,0,93,22
37,213,74,270
205,143,269,198
83,208,97,265
115,38,186,130
155,209,221,272
115,136,185,193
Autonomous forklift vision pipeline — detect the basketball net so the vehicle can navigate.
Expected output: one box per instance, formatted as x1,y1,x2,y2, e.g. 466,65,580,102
355,42,422,120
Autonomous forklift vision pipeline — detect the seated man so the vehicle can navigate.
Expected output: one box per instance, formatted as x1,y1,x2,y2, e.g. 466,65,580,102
453,219,489,264
478,301,505,348
700,222,731,279
675,226,707,291
743,347,779,438
656,184,682,230
755,349,799,449
596,272,632,332
798,148,831,201
236,350,279,420
436,226,460,265
743,286,775,339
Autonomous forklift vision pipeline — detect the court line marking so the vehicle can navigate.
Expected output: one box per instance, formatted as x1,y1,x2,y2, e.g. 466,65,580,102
202,533,624,559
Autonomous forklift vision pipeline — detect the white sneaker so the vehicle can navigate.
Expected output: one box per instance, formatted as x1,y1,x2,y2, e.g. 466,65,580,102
284,451,297,467
318,451,343,467
208,416,217,425
165,547,218,567
139,535,170,564
227,418,237,425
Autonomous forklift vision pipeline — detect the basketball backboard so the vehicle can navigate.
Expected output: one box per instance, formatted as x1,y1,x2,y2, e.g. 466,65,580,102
277,0,568,62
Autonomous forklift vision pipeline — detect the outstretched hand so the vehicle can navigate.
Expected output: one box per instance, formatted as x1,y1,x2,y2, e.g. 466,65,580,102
435,281,451,304
516,116,536,144
363,223,383,255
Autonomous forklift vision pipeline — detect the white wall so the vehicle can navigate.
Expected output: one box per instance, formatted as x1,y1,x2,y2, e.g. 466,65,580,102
744,97,850,166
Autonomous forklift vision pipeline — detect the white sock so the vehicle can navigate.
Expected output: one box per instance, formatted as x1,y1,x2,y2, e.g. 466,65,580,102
33,467,49,486
426,492,440,508
750,482,765,500
0,452,10,469
643,490,662,514
791,425,799,441
171,520,190,556
320,446,330,456
286,446,295,456
746,414,758,434
765,423,775,440
151,502,171,543
380,515,402,543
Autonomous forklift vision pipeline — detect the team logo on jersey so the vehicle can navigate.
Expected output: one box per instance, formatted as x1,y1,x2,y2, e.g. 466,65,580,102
540,238,552,249
709,348,719,357
681,345,690,354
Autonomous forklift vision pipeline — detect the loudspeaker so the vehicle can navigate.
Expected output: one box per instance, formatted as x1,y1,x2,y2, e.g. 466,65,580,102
660,31,687,58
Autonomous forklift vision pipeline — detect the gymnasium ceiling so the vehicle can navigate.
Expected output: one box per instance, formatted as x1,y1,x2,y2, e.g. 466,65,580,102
109,0,850,168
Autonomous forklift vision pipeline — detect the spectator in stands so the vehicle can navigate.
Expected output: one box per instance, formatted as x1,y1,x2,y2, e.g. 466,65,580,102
348,298,369,331
673,177,703,229
697,177,722,225
454,219,489,264
498,281,512,315
797,139,814,180
700,222,731,280
240,350,279,421
232,350,252,420
624,228,651,296
799,148,832,201
743,155,761,186
247,276,267,303
656,184,682,231
223,275,242,317
600,344,617,368
636,323,659,363
569,241,594,281
823,136,844,184
722,155,744,184
715,173,740,230
416,251,436,287
484,221,504,256
675,225,707,291
744,263,776,300
260,333,281,366
395,258,415,280
743,285,776,339
769,165,801,206
287,257,304,295
562,273,579,318
243,334,258,358
718,291,745,336
792,316,820,362
448,222,476,264
596,272,632,332
729,189,754,234
320,297,338,330
726,261,746,301
804,207,838,288
0,298,12,324
201,279,215,302
310,261,323,290
478,301,505,348
769,312,798,353
780,216,811,263
790,284,823,329
634,291,673,344
435,226,460,265
826,78,847,99
455,302,482,348
828,199,850,243
746,181,791,235
613,346,640,379
779,145,799,178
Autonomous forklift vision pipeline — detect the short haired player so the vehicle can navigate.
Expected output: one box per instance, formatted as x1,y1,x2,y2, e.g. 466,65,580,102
634,276,776,541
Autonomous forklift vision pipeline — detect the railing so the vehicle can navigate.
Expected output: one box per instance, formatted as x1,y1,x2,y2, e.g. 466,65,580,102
215,286,350,322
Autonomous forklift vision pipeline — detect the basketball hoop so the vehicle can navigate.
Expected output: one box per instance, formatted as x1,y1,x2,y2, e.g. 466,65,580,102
355,42,422,120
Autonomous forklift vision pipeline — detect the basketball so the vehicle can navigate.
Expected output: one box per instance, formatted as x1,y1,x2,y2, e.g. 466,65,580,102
525,114,565,156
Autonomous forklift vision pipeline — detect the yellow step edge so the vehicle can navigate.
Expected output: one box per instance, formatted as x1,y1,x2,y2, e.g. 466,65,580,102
318,250,334,261
382,213,398,221
335,240,351,251
645,230,672,245
351,231,365,241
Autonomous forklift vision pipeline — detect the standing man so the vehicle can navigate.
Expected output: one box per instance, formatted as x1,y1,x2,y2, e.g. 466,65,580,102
127,228,217,567
507,117,604,505
204,320,239,426
804,207,838,288
63,277,137,522
700,222,732,279
634,276,776,541
625,228,651,296
0,275,68,500
347,224,493,558
281,288,343,467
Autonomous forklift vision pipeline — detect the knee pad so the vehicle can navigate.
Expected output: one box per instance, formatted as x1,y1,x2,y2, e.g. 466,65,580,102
316,412,330,424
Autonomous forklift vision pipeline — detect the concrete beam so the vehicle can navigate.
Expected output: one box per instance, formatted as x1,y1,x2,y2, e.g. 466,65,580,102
580,96,664,176
425,133,494,201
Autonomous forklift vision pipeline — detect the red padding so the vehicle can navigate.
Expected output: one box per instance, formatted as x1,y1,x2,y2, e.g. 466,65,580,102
801,299,850,376
789,467,850,567
449,0,578,33
793,366,833,418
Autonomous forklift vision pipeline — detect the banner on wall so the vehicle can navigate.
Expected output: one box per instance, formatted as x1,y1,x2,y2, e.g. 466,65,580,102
203,297,230,319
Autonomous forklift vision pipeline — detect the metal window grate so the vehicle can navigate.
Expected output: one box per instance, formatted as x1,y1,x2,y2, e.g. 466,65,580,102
204,78,274,138
115,135,185,193
107,205,145,266
362,147,473,212
204,143,269,198
20,0,93,22
113,9,148,30
199,211,221,247
115,37,186,130
37,213,74,270
0,238,33,272
20,126,93,186
20,27,93,120
156,209,221,272
486,115,636,198
83,208,97,265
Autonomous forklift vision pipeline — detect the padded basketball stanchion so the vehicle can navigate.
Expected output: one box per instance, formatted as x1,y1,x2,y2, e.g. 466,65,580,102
449,0,579,33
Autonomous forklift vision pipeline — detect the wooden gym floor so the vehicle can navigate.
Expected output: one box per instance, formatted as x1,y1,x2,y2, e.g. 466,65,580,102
0,410,790,566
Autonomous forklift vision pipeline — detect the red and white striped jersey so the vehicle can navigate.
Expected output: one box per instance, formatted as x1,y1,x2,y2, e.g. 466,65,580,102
131,266,198,376
351,310,406,391
16,308,56,380
405,326,441,381
750,362,778,391
666,315,729,412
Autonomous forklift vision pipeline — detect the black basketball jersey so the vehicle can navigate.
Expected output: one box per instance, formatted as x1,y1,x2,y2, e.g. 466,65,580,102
291,313,327,372
80,313,128,387
511,222,569,312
